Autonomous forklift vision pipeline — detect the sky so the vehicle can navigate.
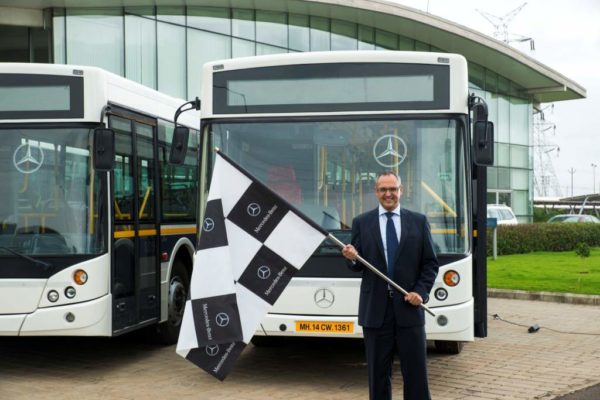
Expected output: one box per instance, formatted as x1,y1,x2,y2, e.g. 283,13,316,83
389,0,600,197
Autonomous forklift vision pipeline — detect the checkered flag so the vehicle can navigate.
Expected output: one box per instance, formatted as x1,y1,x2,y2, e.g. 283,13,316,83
176,150,328,380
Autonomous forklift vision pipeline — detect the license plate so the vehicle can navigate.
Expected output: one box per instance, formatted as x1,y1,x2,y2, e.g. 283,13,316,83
295,321,354,334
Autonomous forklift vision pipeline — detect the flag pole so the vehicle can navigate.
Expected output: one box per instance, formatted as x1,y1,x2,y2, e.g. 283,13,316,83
326,233,436,317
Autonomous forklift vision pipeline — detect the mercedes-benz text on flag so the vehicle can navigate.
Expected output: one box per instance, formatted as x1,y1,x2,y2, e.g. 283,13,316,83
176,150,328,380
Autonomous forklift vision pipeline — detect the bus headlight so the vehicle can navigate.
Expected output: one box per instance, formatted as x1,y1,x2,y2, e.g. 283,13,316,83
443,270,460,286
65,287,76,299
434,288,448,301
47,290,59,302
73,269,88,285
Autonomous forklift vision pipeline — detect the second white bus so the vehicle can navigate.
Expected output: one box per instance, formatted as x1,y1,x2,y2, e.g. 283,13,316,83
188,50,493,353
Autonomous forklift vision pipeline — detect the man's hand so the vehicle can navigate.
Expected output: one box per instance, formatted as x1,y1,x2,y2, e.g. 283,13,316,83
404,292,423,306
341,244,358,261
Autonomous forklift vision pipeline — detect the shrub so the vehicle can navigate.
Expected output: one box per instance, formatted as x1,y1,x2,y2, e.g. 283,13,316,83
575,242,590,258
486,223,600,256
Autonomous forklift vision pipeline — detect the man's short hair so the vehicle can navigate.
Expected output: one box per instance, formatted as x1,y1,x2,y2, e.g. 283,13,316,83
375,171,402,186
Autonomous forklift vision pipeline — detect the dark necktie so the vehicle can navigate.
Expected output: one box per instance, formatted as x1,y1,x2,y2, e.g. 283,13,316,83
385,212,398,279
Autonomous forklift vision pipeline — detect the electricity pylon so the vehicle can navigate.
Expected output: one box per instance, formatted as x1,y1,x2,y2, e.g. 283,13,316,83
533,105,562,197
477,2,535,51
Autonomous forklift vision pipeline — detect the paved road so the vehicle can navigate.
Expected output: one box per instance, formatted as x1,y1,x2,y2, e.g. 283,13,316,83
554,383,600,400
1,298,599,400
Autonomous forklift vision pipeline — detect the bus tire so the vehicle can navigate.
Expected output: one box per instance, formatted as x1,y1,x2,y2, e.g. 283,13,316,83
156,259,189,345
434,340,464,354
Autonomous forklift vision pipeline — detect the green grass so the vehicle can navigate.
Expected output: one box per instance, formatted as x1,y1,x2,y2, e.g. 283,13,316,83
487,248,600,295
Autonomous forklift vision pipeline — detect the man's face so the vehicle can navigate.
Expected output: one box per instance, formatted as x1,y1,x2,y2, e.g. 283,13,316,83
375,174,403,211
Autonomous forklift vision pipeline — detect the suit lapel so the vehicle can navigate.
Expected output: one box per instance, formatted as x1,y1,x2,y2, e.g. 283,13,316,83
368,209,385,263
394,208,410,264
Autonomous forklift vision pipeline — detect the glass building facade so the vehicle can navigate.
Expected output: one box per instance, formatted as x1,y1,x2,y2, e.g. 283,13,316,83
49,6,533,220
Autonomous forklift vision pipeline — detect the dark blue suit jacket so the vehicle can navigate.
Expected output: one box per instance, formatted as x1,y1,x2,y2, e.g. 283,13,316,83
348,207,439,328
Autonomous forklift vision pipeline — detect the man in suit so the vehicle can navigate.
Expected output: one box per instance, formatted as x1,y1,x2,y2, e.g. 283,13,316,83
342,171,438,400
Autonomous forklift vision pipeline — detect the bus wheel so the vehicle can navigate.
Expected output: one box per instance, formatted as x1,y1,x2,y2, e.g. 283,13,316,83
434,340,464,354
156,259,189,345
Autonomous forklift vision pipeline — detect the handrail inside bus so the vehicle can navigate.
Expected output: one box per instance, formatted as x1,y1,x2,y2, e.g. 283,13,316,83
421,180,457,217
139,186,152,219
19,173,29,193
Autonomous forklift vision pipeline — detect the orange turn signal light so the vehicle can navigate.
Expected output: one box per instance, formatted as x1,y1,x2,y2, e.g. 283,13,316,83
73,269,88,285
443,270,460,287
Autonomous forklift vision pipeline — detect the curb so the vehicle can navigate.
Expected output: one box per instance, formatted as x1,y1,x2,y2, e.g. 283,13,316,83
488,288,600,306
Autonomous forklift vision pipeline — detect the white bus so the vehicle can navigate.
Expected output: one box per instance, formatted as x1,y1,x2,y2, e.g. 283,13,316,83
191,51,493,353
0,63,200,343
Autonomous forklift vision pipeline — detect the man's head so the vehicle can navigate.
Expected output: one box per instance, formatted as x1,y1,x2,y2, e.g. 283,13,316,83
375,172,403,211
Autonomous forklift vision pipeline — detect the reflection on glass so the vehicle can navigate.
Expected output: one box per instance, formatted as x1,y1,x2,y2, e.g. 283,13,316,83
208,118,467,254
187,29,231,97
125,14,157,89
0,128,105,255
289,14,309,51
375,29,397,50
232,9,255,40
157,6,185,25
233,38,255,58
256,11,287,47
158,22,186,99
331,20,358,50
66,8,124,75
187,7,230,35
310,16,330,51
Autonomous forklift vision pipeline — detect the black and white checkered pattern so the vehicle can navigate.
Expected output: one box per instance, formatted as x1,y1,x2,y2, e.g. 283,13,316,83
177,151,327,380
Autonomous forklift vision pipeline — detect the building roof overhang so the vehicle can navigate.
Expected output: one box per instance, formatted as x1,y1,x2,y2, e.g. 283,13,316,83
0,0,586,103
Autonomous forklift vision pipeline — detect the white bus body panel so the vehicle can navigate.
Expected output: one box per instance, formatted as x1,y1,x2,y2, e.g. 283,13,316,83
0,279,46,314
255,256,475,342
0,254,111,336
201,51,468,119
0,315,26,335
20,295,111,336
0,63,199,128
37,253,110,309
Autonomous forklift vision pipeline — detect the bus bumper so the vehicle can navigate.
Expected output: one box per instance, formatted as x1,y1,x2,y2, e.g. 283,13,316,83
0,295,112,336
425,298,474,342
253,314,363,339
254,298,475,342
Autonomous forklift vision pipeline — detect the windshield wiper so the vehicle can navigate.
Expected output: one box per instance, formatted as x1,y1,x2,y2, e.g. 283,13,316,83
0,246,53,270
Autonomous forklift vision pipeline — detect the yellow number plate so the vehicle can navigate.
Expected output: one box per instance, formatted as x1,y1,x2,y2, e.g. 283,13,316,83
295,321,354,334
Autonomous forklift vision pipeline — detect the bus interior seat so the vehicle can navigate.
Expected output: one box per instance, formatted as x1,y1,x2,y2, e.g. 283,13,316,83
266,165,302,205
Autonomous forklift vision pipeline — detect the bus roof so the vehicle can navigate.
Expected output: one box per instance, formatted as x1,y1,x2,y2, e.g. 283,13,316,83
0,63,199,128
200,51,468,118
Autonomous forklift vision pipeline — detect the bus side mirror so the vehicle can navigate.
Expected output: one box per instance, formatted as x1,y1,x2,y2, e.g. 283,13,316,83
474,121,494,166
169,126,190,165
93,128,115,171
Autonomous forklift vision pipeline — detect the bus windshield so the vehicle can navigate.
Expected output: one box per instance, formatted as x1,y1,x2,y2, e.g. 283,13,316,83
0,127,106,255
207,117,468,254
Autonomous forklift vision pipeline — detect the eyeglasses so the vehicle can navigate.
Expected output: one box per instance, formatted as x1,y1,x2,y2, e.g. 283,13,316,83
377,187,399,194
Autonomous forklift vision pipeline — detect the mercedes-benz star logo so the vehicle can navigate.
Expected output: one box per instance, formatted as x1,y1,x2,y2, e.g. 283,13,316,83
215,312,230,327
314,288,335,309
247,203,261,217
203,218,215,232
257,265,271,280
206,344,220,356
13,142,44,174
373,135,407,168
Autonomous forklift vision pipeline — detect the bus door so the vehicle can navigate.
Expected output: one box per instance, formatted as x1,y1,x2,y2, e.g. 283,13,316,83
110,114,160,333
